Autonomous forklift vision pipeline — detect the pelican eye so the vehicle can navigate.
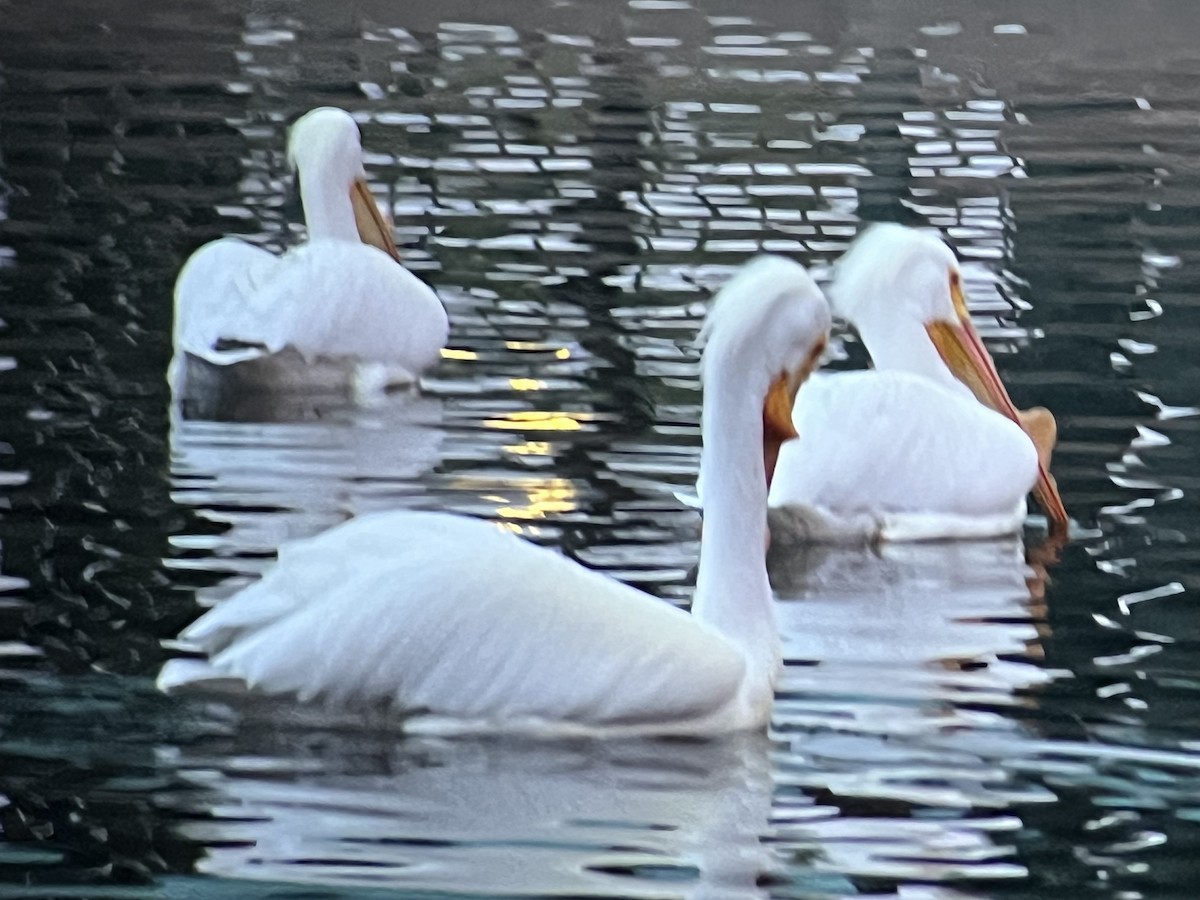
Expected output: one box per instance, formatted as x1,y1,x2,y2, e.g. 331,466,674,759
949,270,970,320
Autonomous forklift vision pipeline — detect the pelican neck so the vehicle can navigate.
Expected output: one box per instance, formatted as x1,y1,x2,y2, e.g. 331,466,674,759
298,168,359,242
691,359,778,667
856,313,972,398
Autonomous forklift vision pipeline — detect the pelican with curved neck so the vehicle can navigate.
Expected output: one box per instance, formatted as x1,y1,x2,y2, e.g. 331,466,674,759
158,256,831,735
290,109,400,257
170,107,448,401
768,224,1068,543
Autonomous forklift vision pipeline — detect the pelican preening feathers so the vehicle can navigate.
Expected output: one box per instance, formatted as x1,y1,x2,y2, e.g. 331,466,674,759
159,256,832,734
170,107,448,396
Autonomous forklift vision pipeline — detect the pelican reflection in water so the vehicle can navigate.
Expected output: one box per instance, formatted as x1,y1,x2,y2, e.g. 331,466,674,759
164,729,779,899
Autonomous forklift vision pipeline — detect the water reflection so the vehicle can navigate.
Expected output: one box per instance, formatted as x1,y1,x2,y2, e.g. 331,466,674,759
1,0,1200,897
774,538,1054,718
770,540,1054,886
162,724,777,898
168,392,446,599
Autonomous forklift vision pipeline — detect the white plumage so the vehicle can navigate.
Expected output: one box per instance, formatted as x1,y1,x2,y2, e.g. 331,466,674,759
170,107,448,394
158,255,833,735
769,371,1037,541
768,224,1067,542
166,512,745,722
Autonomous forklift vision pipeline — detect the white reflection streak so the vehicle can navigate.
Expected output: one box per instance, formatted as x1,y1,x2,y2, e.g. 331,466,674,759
169,733,778,898
775,539,1053,736
769,539,1056,882
166,394,445,589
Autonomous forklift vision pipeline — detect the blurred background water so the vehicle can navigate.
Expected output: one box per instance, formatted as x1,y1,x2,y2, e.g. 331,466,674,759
1,0,1199,897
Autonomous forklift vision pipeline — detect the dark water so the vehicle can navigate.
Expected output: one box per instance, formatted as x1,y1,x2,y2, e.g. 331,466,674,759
2,0,1200,896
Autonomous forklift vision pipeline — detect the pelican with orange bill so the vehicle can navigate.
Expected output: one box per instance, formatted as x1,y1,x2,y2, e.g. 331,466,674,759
767,223,1069,544
170,107,448,398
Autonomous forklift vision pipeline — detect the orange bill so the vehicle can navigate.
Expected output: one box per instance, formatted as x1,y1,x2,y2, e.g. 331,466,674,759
927,276,1068,536
762,370,799,488
761,338,826,488
351,178,402,263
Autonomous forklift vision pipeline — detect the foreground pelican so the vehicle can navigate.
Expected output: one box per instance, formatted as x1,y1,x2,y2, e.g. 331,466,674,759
170,107,448,395
158,256,832,735
767,224,1068,543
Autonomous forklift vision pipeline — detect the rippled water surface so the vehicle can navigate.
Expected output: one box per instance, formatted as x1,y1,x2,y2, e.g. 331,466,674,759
3,1,1200,897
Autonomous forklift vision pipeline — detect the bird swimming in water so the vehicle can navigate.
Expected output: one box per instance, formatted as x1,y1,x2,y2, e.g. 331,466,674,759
766,223,1068,543
170,107,448,399
157,255,831,736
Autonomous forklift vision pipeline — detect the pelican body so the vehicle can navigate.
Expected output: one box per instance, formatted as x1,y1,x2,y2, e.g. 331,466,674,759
170,108,448,396
768,224,1067,543
158,256,832,735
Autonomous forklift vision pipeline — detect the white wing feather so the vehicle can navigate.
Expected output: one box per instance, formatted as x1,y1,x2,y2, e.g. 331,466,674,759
173,238,448,378
173,238,283,365
166,511,746,726
769,370,1038,538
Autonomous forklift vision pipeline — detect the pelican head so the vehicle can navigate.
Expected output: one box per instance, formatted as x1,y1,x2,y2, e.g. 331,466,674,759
831,224,964,328
288,108,365,183
701,256,831,486
286,107,400,262
831,223,1068,532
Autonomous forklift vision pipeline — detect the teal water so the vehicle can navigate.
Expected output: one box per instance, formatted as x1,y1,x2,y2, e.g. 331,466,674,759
1,1,1199,897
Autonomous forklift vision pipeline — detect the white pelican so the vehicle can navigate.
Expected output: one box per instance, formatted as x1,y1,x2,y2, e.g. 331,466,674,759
157,256,832,735
170,107,448,395
767,224,1068,543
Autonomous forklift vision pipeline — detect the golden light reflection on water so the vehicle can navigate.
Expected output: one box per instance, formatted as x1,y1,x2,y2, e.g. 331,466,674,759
499,482,576,519
495,520,542,535
483,411,584,431
440,348,479,361
478,477,578,520
502,341,571,360
505,440,552,456
509,378,545,391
